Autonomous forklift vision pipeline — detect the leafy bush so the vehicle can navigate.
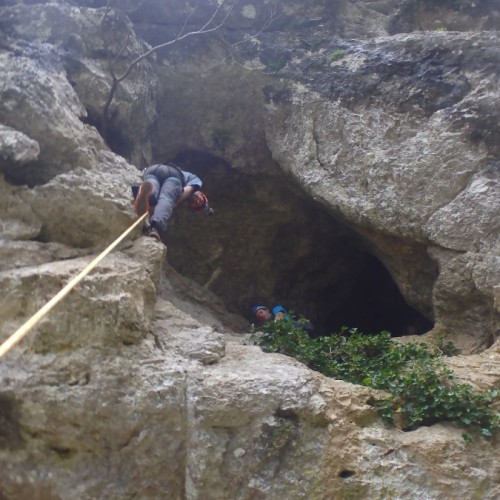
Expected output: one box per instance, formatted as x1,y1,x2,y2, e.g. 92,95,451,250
328,49,347,62
255,318,499,439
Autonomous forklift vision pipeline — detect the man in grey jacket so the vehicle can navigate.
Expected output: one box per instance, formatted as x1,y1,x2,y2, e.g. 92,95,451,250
133,163,212,241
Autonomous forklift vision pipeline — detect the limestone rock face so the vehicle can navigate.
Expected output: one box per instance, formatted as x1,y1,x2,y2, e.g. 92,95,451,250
159,33,499,350
0,39,103,185
1,262,499,499
0,1,159,176
0,124,39,168
0,0,499,498
261,31,500,351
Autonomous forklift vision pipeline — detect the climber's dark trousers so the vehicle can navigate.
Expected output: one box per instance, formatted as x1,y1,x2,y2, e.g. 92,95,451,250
143,164,183,232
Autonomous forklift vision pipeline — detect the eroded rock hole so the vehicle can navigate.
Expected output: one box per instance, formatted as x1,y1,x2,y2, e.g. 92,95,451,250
0,393,23,450
166,151,434,336
339,470,356,479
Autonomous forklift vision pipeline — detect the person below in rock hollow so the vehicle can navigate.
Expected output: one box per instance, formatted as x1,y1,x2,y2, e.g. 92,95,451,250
132,163,213,241
251,305,316,337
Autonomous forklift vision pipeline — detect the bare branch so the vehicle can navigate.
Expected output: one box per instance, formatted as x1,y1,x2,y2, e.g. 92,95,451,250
110,32,132,73
115,0,234,83
101,1,117,78
195,0,229,34
99,0,276,144
175,0,201,40
226,8,281,47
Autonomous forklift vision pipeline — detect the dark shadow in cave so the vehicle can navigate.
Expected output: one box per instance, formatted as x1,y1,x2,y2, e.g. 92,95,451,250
163,150,434,337
79,109,134,160
324,255,434,336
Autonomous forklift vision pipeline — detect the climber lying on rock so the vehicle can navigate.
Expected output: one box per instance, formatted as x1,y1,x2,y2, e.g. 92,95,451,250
131,162,214,242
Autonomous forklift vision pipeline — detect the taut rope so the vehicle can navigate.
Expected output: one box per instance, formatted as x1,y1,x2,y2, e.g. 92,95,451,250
0,213,148,360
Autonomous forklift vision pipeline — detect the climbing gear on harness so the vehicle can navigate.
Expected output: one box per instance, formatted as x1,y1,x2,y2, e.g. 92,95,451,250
0,212,148,361
133,181,154,216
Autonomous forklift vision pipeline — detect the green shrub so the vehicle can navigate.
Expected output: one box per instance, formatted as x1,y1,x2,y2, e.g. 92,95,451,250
328,49,347,62
266,59,286,72
255,318,499,439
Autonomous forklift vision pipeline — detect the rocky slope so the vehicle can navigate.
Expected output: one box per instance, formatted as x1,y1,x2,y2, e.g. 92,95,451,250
0,0,499,498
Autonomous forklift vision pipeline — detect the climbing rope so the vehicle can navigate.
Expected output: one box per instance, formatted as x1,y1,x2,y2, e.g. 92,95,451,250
0,213,148,360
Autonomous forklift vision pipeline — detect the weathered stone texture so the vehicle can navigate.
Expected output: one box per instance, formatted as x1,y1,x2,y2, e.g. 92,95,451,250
0,0,499,498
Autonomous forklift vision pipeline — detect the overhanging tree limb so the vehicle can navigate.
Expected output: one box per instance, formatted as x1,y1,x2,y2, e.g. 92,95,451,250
101,0,234,135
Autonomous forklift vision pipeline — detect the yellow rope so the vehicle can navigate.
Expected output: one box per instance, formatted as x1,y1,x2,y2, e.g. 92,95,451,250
0,213,148,360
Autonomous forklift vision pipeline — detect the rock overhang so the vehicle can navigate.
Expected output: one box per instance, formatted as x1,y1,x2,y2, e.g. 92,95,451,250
0,1,499,498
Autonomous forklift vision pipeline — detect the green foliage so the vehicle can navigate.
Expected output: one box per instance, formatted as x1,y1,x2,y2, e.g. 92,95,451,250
328,49,347,62
266,59,287,72
255,318,499,439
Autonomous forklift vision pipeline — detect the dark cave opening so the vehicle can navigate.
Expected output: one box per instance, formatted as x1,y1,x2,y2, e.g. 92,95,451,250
324,255,434,336
163,150,434,337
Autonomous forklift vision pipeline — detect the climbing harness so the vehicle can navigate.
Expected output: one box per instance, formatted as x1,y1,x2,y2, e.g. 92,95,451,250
0,213,148,360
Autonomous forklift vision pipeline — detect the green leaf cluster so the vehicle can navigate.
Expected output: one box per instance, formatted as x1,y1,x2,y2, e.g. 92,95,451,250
255,318,499,439
328,49,347,62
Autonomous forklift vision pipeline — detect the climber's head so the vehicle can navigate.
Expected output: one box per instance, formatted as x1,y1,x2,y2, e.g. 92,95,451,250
251,305,272,322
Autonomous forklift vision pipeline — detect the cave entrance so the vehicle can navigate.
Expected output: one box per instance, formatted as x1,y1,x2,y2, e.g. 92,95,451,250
325,255,434,336
164,151,434,336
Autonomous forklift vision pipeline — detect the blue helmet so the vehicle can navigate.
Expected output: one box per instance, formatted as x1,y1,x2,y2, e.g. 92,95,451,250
272,305,286,316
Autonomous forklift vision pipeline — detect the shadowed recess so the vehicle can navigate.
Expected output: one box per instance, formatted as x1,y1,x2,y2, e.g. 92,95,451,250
165,150,434,336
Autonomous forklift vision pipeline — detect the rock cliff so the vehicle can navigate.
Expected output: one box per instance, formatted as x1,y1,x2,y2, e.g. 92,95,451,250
0,0,499,498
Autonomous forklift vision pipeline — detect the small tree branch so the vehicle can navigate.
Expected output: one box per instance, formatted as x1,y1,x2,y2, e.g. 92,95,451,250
176,0,201,40
99,0,278,144
114,0,234,83
225,8,281,47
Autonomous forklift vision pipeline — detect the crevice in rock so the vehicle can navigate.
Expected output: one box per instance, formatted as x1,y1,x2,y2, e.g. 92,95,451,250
339,469,355,479
80,108,133,159
163,150,434,337
275,408,299,421
2,161,41,188
49,446,76,459
149,330,165,351
0,393,23,450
